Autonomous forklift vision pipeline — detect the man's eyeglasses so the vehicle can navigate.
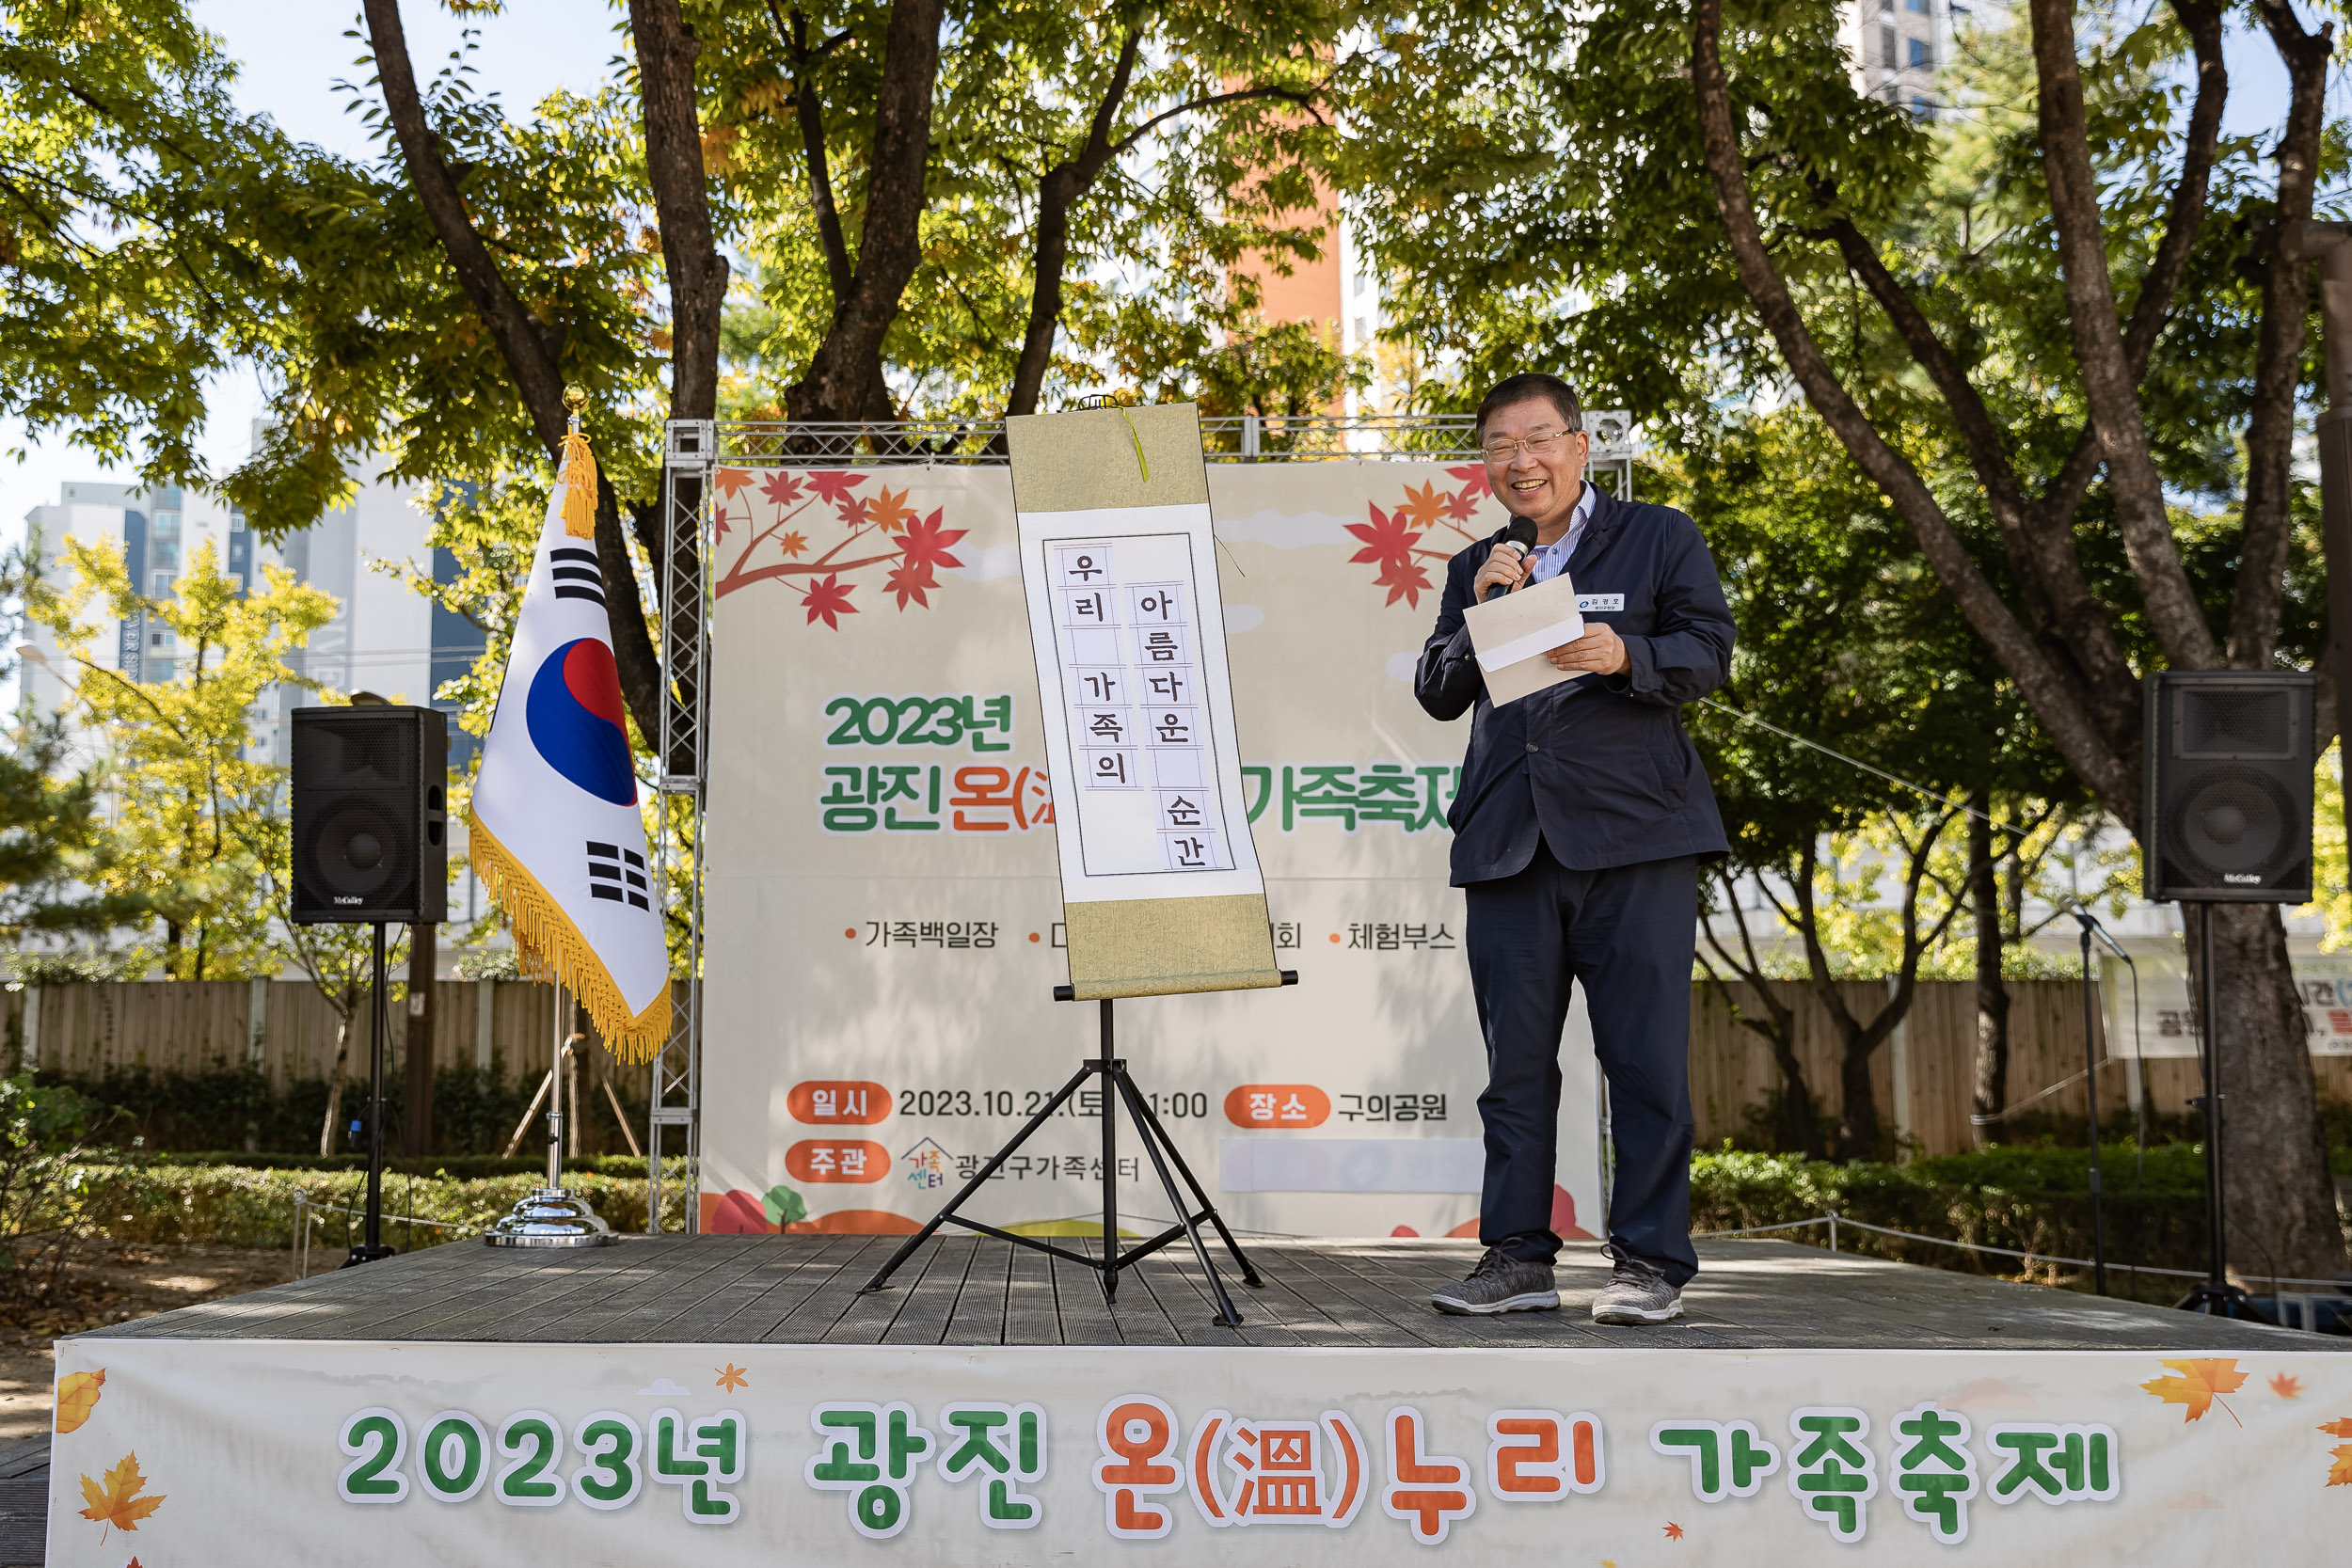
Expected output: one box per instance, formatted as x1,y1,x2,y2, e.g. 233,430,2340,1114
1481,429,1581,463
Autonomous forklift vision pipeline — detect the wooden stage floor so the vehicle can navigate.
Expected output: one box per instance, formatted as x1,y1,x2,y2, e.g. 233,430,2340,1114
81,1232,2342,1354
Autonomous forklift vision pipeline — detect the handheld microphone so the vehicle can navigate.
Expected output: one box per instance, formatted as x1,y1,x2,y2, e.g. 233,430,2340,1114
1483,515,1539,603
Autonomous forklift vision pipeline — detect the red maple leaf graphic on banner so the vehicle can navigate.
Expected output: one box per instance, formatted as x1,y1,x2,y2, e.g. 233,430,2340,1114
885,559,940,609
806,470,866,506
759,470,804,507
836,495,872,530
897,509,967,573
801,574,857,628
713,467,755,499
1347,503,1422,569
1447,464,1491,498
1375,557,1434,608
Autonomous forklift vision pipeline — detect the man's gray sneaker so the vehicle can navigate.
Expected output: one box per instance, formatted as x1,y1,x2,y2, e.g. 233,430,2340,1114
1431,1247,1560,1316
1591,1250,1684,1324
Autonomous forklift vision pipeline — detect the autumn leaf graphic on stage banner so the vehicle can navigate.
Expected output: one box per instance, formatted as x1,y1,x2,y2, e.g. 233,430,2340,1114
1346,467,1499,609
2141,1358,2248,1426
2270,1372,2305,1400
713,469,967,625
77,1451,163,1542
54,1368,103,1433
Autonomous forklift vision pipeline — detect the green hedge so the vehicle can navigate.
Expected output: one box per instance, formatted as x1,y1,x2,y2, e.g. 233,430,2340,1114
66,1164,657,1250
1692,1144,2227,1297
53,1144,2324,1304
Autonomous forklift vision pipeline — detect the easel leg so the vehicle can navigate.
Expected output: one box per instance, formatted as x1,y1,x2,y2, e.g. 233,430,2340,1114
1121,1069,1265,1289
1099,1000,1119,1304
859,1061,1094,1294
1111,1068,1245,1327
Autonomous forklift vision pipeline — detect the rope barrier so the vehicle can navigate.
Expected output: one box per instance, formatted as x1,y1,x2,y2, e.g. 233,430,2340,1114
1694,1209,2352,1292
293,1191,477,1278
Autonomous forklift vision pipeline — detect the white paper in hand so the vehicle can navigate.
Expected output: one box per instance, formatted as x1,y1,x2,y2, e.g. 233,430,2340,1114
1464,570,1586,706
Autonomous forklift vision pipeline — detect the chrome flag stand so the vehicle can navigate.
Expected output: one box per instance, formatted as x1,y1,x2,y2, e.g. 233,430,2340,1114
486,983,616,1249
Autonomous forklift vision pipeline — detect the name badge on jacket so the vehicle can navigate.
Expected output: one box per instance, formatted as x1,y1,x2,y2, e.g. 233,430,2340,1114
1577,594,1626,612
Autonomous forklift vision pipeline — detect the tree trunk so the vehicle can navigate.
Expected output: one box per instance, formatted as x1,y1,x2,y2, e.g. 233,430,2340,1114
785,0,946,422
1834,1016,1883,1163
2198,902,2346,1279
318,1006,355,1158
403,923,436,1157
566,998,589,1160
1763,1017,1823,1160
1968,799,2010,1141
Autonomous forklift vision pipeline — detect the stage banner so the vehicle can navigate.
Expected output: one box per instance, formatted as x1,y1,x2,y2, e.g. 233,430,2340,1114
699,459,1606,1242
47,1336,2352,1565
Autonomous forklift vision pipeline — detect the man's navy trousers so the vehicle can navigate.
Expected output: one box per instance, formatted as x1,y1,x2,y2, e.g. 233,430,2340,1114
1465,839,1700,1286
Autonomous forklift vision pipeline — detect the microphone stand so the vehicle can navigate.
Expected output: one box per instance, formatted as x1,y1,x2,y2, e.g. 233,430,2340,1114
2067,909,2115,1296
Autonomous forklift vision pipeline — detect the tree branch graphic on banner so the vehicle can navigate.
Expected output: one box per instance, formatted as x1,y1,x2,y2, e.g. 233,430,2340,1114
467,414,671,1058
713,466,968,615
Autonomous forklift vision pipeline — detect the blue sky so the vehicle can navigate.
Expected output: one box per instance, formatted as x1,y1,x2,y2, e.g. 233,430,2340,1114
0,6,2319,543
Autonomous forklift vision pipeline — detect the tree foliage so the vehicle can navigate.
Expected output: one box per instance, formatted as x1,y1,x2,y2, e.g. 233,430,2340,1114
29,537,335,979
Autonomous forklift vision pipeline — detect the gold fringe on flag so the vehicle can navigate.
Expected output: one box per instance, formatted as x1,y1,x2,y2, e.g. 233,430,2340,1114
559,431,597,540
469,810,672,1062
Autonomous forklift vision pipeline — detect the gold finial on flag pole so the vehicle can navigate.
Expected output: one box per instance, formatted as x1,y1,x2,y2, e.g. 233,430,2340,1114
558,386,598,538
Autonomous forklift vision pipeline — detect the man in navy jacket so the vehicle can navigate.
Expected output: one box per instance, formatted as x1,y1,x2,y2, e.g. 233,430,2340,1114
1416,373,1733,1323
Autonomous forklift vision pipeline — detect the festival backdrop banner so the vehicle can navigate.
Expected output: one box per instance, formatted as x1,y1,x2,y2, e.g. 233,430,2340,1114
45,1335,2352,1565
699,459,1605,1241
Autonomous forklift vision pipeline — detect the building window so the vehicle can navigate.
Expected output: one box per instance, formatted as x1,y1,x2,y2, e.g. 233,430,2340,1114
1910,95,1935,119
151,571,175,598
1907,0,1930,11
1909,37,1931,68
1881,24,1897,67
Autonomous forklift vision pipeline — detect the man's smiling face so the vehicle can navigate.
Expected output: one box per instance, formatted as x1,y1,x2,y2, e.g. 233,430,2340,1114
1481,398,1591,536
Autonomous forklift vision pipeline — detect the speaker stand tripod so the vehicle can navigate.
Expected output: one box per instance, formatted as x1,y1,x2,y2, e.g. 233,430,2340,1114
340,922,396,1268
858,992,1271,1327
2174,904,2272,1322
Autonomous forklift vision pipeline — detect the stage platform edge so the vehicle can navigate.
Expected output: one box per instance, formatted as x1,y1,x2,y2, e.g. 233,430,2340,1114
40,1236,2351,1565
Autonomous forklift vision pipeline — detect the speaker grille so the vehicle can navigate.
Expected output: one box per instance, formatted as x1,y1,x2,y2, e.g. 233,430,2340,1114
2175,686,2294,759
2162,766,2297,886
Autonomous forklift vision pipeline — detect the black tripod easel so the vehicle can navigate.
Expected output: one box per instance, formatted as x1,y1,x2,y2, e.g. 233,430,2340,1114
858,977,1294,1327
340,921,396,1268
2175,903,2271,1321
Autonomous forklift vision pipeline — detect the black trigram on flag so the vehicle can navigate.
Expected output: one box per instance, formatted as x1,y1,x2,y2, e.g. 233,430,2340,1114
552,546,605,606
586,841,649,909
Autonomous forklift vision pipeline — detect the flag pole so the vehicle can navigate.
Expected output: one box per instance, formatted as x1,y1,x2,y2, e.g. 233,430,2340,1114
548,983,564,1190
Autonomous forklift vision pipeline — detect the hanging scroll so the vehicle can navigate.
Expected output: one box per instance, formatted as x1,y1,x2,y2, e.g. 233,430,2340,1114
1009,403,1282,1000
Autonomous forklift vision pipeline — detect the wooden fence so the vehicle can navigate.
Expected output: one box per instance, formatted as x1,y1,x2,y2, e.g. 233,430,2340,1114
1691,978,2352,1155
7,980,597,1092
4,978,2348,1159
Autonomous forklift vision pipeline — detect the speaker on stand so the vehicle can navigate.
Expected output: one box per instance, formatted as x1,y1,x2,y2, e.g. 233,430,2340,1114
2141,671,2314,1320
290,702,449,1268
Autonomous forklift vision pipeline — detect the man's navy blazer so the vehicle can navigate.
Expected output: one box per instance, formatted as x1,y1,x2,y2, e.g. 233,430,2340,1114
1415,486,1734,886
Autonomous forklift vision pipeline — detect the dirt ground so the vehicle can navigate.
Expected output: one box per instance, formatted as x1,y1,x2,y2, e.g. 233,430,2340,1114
0,1243,294,1441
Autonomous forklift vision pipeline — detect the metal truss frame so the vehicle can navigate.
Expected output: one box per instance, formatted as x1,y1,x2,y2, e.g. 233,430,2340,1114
644,412,1639,1228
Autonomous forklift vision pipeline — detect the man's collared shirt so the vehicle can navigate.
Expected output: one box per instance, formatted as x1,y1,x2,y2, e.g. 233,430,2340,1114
1527,481,1597,585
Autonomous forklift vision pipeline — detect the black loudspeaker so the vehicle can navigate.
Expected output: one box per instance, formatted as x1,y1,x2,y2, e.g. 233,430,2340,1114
291,705,449,924
2142,671,2314,904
